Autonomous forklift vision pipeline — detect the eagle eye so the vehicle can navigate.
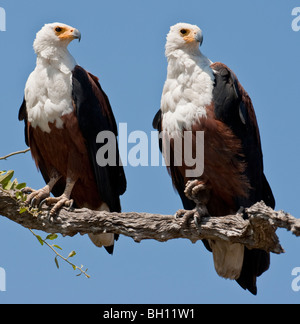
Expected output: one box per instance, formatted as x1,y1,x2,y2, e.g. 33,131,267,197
55,27,62,32
180,29,188,35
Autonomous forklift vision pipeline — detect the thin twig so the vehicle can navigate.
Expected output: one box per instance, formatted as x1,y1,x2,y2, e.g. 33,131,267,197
28,229,90,278
0,148,30,161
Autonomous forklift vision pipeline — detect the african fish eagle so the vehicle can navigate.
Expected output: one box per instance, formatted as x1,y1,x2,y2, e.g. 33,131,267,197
153,22,275,294
18,23,126,254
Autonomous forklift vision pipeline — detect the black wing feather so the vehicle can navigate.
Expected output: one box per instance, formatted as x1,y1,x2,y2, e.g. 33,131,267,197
211,62,275,295
212,62,275,209
72,65,126,213
18,98,29,147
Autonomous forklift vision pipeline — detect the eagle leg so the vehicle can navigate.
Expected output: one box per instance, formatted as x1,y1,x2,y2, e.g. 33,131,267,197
175,206,208,230
175,179,211,230
184,179,210,205
41,177,76,218
24,169,62,209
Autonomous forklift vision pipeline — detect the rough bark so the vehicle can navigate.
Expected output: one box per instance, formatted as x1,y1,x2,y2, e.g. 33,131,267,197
0,187,299,254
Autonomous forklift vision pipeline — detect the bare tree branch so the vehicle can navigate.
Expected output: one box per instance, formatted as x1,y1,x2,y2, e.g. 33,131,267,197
0,186,299,254
0,148,30,161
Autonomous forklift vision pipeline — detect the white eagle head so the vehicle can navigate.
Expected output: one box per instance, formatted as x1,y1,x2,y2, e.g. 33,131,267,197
165,22,203,57
33,22,81,59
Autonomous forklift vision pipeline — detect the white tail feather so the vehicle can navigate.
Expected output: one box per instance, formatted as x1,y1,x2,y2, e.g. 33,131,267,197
209,240,244,280
88,203,114,249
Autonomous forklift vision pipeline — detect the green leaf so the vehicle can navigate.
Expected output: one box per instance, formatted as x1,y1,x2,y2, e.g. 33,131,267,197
36,235,44,246
0,170,14,187
54,256,59,269
4,178,18,190
46,233,58,240
19,207,28,214
53,244,62,250
11,179,18,190
16,183,26,190
3,180,12,190
67,251,76,259
16,191,26,202
72,264,77,270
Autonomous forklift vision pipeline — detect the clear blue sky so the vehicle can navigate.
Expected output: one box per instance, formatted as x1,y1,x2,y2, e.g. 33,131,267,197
0,0,299,304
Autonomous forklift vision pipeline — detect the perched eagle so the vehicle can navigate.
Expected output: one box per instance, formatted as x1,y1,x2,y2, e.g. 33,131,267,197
18,23,126,254
153,23,275,294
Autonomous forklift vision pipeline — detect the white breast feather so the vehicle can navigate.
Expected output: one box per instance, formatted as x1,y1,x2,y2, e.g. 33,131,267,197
161,51,215,136
25,55,76,133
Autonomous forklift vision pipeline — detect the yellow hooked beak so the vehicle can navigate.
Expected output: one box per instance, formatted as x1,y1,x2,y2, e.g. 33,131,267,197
183,29,203,45
54,25,81,43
